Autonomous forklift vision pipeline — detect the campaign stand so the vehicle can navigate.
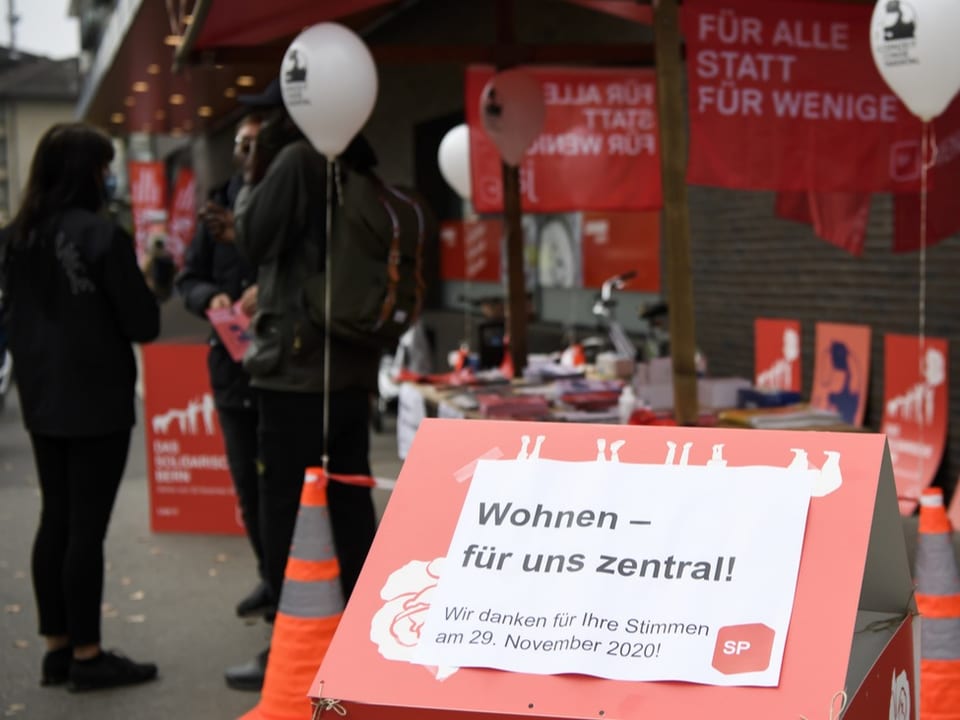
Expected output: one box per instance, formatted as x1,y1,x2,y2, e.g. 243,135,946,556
311,420,916,719
141,343,243,535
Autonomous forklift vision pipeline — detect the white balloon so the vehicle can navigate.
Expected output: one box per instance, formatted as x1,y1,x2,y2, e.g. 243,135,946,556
870,0,960,121
280,23,378,158
437,124,472,200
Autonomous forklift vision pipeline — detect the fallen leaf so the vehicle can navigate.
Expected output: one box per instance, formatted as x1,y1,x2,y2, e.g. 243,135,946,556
129,590,145,601
13,640,28,649
125,614,146,623
120,577,132,586
149,547,162,556
103,608,119,619
4,604,21,614
5,702,26,717
215,553,229,563
208,568,218,577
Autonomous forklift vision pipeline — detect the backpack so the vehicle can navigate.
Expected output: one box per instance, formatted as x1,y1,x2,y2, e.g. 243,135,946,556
303,167,430,350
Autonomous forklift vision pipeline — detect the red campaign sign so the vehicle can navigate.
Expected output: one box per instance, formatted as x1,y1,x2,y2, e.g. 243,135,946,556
142,343,244,535
881,334,949,516
167,167,196,268
128,161,168,262
894,97,960,252
682,0,921,192
439,219,502,282
754,318,801,392
580,211,660,291
466,65,662,213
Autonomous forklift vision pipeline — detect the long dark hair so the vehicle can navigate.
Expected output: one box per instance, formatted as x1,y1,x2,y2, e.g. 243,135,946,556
10,122,115,248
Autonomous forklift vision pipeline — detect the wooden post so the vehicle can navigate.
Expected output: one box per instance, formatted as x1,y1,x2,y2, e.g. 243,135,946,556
502,162,528,375
653,0,698,425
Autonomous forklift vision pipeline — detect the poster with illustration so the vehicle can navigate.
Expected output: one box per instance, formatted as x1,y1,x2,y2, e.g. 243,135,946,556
754,318,801,392
881,335,949,516
310,420,914,719
810,322,871,426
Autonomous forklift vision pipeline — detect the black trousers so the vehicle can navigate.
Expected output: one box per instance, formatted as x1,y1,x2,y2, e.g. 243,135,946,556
217,405,264,579
257,388,377,604
29,430,130,647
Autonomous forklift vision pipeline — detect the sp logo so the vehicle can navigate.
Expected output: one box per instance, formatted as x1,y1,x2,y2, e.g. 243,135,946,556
890,669,910,720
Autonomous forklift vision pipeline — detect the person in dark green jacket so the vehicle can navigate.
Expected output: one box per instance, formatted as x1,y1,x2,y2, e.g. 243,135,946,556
0,123,160,692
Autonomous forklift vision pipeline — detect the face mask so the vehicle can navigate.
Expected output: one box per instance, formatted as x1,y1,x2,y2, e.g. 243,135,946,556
103,172,118,201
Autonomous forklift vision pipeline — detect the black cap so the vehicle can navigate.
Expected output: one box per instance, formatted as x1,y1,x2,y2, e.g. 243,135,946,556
238,77,282,108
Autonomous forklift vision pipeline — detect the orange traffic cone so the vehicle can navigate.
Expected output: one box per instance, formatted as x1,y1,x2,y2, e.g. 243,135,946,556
916,487,960,720
239,468,372,720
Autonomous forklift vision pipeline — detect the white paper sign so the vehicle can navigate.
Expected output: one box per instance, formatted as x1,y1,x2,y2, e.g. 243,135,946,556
414,458,812,686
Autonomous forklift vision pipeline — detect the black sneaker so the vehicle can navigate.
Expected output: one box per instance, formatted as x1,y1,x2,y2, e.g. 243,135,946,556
235,581,276,619
41,647,72,686
67,650,158,692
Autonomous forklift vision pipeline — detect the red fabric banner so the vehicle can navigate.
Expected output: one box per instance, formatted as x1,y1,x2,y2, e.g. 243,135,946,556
894,97,960,252
682,0,921,192
880,335,949,515
167,167,196,268
775,191,871,256
439,219,503,282
466,65,662,213
128,161,168,263
580,211,660,291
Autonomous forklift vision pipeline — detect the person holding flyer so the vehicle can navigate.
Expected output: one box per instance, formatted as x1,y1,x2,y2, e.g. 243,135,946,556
175,113,275,632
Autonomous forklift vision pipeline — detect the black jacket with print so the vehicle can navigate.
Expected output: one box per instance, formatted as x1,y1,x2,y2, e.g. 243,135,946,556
0,209,159,436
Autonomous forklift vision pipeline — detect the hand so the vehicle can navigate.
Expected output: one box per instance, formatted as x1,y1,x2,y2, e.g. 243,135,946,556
208,293,232,311
238,285,258,317
203,202,235,243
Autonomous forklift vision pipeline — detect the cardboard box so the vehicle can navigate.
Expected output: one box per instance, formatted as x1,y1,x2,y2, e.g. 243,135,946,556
312,421,916,720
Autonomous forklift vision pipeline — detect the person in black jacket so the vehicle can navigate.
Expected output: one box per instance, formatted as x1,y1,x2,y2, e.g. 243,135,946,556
0,123,160,692
175,113,275,624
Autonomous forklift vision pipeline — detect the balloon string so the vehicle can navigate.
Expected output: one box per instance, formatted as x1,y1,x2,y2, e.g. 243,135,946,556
322,158,335,471
917,121,936,492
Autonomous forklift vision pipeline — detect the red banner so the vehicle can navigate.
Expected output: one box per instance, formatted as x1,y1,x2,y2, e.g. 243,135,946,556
581,211,660,291
142,343,243,535
775,191,871,256
167,167,196,268
881,335,949,516
439,219,503,282
466,65,662,213
754,318,801,392
810,322,871,427
682,0,921,192
128,161,168,262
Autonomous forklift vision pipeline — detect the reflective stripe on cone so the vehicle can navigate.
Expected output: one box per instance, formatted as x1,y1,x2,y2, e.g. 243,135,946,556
917,488,960,720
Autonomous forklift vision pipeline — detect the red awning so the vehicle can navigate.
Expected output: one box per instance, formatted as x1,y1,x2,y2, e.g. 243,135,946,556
193,0,398,49
191,0,650,53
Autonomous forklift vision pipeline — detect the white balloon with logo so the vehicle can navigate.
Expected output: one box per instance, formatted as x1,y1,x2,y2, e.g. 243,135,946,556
437,124,473,200
870,0,960,121
479,69,546,166
280,23,378,158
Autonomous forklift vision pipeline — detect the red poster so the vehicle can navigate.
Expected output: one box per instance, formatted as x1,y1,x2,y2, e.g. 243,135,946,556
142,343,243,535
894,96,960,252
128,161,168,262
580,211,660,291
881,335,949,516
682,0,921,192
439,219,502,282
810,322,871,427
466,65,662,213
754,318,801,392
167,167,196,268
